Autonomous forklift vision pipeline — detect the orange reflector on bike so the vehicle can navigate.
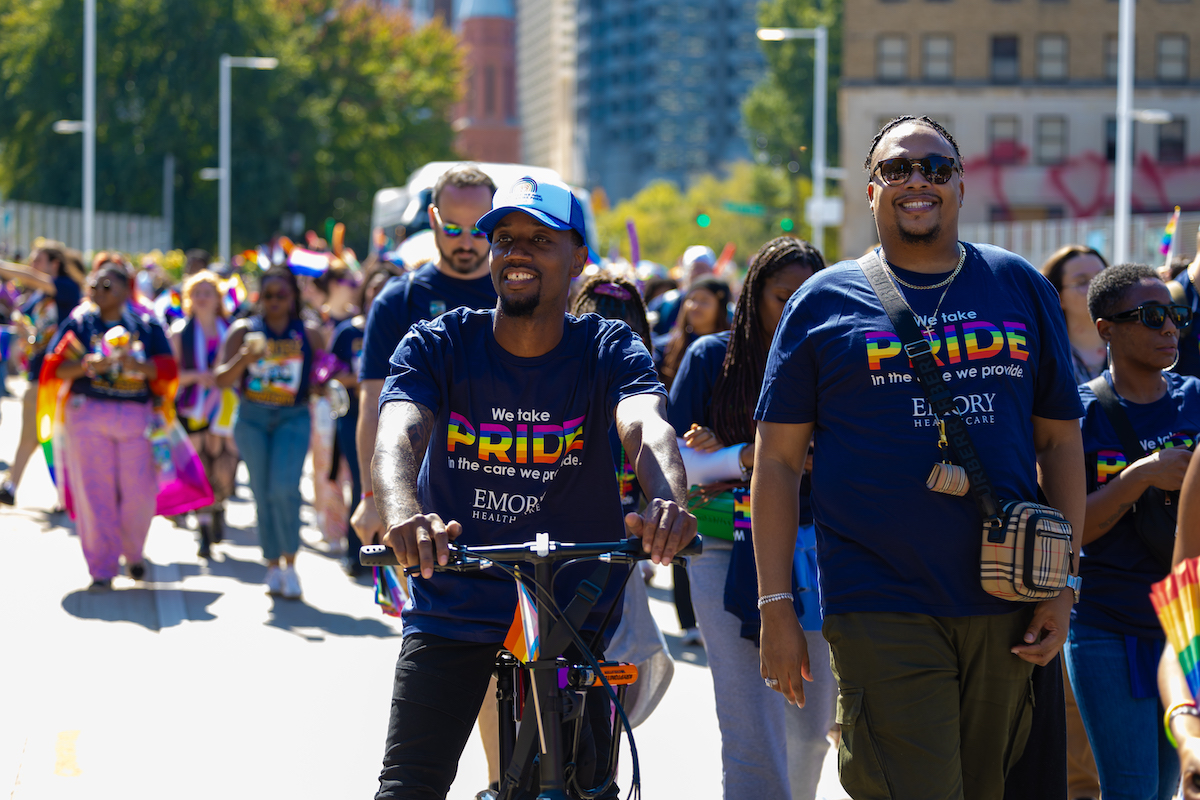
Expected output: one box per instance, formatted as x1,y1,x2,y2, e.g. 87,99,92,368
592,663,638,686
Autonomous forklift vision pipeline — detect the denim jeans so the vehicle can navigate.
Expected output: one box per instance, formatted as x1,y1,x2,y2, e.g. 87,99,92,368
336,408,362,555
1065,621,1178,800
233,401,311,561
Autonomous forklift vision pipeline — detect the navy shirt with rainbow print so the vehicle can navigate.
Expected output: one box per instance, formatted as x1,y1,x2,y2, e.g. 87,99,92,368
380,309,664,643
756,243,1084,618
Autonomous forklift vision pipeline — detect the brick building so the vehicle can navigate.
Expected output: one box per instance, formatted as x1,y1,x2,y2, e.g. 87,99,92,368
453,0,521,164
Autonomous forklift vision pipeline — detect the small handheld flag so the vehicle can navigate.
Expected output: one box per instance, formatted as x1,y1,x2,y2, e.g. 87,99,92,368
1162,206,1182,259
503,579,540,663
288,247,330,277
1151,557,1200,698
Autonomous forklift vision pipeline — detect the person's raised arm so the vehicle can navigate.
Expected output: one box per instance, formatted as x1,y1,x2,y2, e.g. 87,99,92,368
1013,415,1086,666
0,261,56,294
374,399,457,579
615,392,696,565
753,419,815,707
352,378,386,544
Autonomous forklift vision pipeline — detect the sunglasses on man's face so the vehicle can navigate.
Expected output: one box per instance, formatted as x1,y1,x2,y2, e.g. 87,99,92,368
873,155,960,186
439,221,487,239
1104,302,1192,330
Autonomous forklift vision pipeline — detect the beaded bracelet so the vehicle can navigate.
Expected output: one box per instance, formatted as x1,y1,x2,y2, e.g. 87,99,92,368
1165,700,1199,748
757,592,794,609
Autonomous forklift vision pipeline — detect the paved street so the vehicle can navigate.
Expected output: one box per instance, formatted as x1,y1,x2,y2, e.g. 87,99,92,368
0,379,847,800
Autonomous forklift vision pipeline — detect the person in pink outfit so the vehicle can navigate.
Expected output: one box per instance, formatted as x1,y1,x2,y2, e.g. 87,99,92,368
48,256,176,590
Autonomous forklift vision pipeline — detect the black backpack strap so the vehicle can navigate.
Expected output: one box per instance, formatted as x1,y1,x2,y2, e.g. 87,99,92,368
1086,375,1147,460
857,250,1004,531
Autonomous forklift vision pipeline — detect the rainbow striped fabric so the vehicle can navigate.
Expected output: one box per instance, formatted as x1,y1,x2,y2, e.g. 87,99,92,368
503,579,540,663
1150,557,1200,697
1161,206,1182,256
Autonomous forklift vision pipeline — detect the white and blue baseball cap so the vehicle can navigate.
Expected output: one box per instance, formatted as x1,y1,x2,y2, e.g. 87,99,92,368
477,175,590,248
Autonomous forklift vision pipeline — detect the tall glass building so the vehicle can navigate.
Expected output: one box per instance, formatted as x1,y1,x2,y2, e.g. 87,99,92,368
575,0,766,203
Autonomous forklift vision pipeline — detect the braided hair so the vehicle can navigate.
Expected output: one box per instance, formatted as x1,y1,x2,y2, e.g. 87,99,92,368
863,115,964,174
711,237,825,447
570,271,651,347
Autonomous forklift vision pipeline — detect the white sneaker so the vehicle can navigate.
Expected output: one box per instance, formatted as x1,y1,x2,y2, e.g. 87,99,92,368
281,565,302,599
265,565,284,596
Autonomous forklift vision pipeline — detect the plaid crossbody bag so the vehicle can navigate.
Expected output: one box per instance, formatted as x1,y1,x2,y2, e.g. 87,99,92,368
859,251,1074,602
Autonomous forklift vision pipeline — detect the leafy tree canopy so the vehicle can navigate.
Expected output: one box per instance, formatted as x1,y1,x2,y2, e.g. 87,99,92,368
0,0,461,256
595,161,818,270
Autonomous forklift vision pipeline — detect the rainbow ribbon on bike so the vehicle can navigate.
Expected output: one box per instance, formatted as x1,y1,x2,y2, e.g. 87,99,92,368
503,579,540,663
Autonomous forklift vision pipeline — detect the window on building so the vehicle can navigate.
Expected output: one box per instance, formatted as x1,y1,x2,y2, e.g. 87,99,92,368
878,35,908,81
923,35,953,81
1158,35,1189,82
988,115,1021,163
1104,116,1138,161
991,36,1019,83
1037,35,1068,81
484,66,496,116
1036,116,1068,163
1104,34,1120,82
1160,119,1187,163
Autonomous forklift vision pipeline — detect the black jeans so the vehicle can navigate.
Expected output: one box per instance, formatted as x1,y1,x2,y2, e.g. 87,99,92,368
376,632,619,799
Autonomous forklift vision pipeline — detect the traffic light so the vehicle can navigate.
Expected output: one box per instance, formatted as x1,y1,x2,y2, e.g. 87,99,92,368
696,212,711,228
780,218,795,232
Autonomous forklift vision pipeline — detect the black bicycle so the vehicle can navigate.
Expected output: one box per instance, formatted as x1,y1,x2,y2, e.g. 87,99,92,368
361,533,702,800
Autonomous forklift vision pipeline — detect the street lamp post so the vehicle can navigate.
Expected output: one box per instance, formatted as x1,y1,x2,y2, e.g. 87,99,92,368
1112,0,1135,264
757,26,828,249
218,54,278,267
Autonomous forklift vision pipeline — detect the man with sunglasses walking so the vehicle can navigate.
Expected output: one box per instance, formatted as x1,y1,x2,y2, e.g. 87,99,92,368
751,115,1087,799
353,164,499,549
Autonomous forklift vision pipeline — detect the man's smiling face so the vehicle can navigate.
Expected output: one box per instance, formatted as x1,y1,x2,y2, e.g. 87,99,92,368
489,211,586,319
866,122,965,247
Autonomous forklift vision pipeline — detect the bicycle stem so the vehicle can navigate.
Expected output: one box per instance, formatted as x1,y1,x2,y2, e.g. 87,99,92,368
530,558,571,799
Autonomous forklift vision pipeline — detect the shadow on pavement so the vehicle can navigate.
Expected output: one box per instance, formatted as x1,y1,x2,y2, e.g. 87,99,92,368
176,551,268,585
61,587,222,630
265,596,400,641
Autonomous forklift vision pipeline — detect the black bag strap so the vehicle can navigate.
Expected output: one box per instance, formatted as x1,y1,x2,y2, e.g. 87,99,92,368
1086,375,1148,460
857,250,1004,532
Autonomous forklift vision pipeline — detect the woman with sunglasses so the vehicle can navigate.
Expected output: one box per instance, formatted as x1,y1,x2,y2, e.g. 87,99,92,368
47,256,175,590
1067,263,1200,799
216,265,325,599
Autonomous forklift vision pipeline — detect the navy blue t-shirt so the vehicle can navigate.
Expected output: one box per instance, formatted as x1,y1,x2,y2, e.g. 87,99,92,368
358,263,497,382
1075,371,1200,637
1171,272,1200,379
380,309,664,643
755,243,1084,617
52,307,172,403
24,275,83,380
331,317,365,418
668,331,812,526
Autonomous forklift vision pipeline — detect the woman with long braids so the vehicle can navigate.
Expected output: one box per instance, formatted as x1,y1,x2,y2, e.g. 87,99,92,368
216,265,325,599
668,237,834,800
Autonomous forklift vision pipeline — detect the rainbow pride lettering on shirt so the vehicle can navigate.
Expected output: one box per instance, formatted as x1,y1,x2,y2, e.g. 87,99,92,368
1094,432,1196,484
866,320,1030,371
447,411,586,465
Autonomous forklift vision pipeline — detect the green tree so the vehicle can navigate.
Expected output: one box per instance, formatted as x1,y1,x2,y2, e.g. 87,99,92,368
0,0,461,256
742,0,842,205
595,161,811,269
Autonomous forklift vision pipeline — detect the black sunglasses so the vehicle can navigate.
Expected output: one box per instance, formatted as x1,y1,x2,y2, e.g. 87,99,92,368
873,155,960,186
1103,302,1192,330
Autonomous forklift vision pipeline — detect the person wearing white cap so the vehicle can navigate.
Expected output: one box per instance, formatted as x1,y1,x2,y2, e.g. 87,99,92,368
648,244,718,336
369,175,698,798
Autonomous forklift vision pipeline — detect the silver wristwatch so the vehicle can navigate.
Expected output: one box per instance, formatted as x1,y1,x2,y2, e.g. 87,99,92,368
1066,574,1082,604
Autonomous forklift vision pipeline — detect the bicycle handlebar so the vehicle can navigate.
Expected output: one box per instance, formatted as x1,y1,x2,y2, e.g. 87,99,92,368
358,534,703,571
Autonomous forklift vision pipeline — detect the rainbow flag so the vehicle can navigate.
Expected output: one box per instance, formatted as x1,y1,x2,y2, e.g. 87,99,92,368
373,566,407,617
1162,206,1182,257
221,273,247,317
1151,557,1200,697
502,579,540,663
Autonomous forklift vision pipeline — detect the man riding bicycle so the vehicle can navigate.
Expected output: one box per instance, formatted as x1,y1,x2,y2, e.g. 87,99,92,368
371,175,697,799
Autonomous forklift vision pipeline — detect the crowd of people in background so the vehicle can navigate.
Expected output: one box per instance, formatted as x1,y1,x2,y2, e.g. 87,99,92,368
3,141,1200,800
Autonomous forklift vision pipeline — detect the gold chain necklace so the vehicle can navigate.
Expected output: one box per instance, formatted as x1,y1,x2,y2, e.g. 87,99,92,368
882,243,966,290
883,244,967,338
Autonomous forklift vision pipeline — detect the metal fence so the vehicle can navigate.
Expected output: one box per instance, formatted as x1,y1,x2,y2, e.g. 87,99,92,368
0,200,170,258
960,212,1200,271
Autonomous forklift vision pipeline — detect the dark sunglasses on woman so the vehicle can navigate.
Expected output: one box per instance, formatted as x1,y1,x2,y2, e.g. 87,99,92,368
873,155,959,186
1103,302,1192,330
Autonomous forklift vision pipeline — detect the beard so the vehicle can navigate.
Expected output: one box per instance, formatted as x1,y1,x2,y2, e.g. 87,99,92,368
499,290,541,318
897,220,942,246
438,242,487,275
